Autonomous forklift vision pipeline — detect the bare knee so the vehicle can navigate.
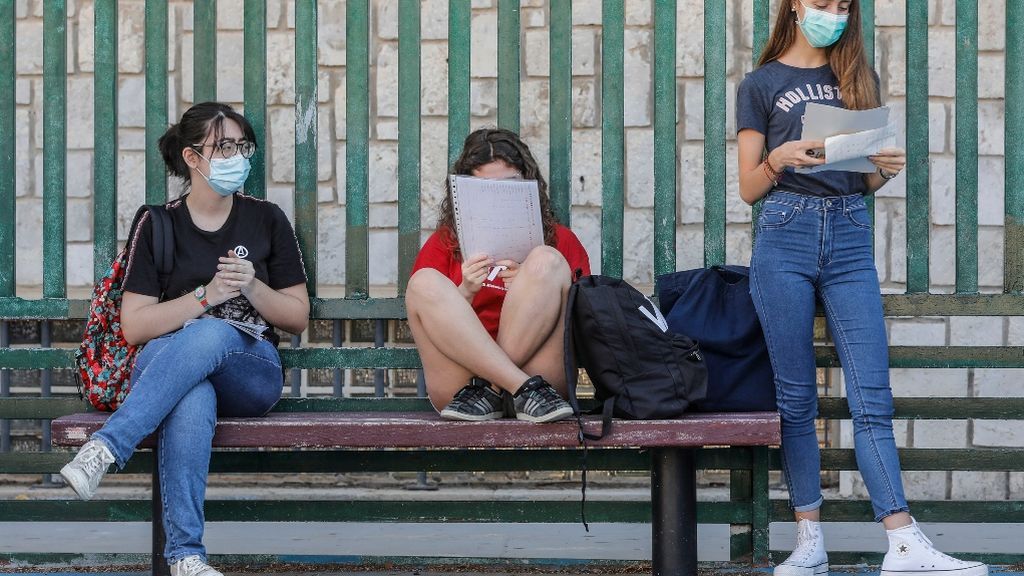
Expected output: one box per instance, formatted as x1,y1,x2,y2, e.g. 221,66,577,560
520,246,570,283
406,268,456,309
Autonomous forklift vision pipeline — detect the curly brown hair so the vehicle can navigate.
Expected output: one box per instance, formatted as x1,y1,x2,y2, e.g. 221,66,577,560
437,128,560,257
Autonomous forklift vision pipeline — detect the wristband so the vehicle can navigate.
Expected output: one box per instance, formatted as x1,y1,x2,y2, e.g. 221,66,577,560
879,168,899,181
193,285,212,311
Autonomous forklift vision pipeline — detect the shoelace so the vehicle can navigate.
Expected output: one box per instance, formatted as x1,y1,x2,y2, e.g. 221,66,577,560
79,443,111,477
177,556,206,576
452,382,488,405
527,381,562,405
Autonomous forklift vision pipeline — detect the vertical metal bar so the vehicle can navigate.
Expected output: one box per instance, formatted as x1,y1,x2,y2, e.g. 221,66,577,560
751,0,771,238
295,0,319,297
955,0,978,293
39,322,53,485
398,0,421,294
497,0,520,132
332,320,343,396
43,0,67,299
0,0,14,297
651,448,697,576
94,0,118,280
193,0,218,103
728,465,753,561
374,320,386,397
906,0,929,293
0,322,9,453
345,0,368,298
1006,0,1024,294
549,0,572,226
244,0,267,199
703,0,726,268
290,334,302,397
601,0,624,279
653,1,676,278
152,451,170,576
145,0,169,204
751,446,770,563
448,0,471,167
861,0,875,227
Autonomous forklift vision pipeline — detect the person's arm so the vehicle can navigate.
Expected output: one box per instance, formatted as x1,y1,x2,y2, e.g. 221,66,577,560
864,147,906,193
737,130,826,206
217,251,309,335
121,275,240,345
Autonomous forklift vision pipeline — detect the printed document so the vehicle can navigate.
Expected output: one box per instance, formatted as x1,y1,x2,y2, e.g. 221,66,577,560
449,175,544,263
796,102,896,174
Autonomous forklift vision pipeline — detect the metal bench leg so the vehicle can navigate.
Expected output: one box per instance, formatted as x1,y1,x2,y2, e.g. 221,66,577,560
651,447,697,576
153,447,170,576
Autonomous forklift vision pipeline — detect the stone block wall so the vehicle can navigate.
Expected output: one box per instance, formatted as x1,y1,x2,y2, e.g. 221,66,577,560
8,0,1018,498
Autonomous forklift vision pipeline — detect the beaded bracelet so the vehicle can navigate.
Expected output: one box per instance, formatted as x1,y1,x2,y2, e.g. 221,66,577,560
762,159,781,186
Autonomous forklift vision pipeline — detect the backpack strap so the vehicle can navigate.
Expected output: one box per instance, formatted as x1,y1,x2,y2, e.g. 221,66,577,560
563,282,613,442
144,205,174,297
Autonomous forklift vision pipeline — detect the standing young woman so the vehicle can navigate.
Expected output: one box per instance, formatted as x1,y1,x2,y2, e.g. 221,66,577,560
737,2,987,576
60,102,309,576
406,128,590,423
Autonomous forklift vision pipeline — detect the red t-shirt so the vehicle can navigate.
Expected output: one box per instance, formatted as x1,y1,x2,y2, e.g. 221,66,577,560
411,225,591,340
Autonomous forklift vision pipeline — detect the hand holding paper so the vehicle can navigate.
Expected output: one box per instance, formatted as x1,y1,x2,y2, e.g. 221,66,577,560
796,102,898,174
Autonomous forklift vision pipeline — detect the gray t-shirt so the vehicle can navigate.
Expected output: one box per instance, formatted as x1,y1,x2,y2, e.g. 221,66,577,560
736,60,870,198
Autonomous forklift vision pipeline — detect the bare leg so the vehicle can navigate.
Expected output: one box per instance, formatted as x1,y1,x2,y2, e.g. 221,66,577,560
406,268,530,410
496,246,572,397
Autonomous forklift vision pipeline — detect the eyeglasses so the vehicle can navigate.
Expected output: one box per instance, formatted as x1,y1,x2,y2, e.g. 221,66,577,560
191,139,257,159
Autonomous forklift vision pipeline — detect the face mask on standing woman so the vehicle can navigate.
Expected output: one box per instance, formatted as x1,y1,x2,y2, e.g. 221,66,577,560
796,0,848,48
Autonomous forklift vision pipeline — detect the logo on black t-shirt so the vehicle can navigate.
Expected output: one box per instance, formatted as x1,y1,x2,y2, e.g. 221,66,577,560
233,245,249,259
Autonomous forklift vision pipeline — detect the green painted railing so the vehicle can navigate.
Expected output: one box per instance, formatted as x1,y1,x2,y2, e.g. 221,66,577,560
0,0,1022,568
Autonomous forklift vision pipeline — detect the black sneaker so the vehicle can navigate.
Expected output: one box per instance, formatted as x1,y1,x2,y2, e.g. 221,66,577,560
512,376,574,423
439,377,505,421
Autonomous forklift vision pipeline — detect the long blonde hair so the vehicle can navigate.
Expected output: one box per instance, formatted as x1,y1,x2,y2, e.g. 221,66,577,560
758,0,878,110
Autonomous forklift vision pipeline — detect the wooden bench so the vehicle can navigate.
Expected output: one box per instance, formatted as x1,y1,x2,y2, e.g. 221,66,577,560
52,408,780,576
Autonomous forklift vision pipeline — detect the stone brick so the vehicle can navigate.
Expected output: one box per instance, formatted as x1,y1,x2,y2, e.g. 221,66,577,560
77,1,93,72
978,227,1003,289
978,54,1004,100
929,102,947,154
623,211,655,286
522,7,545,28
978,101,1004,156
889,320,947,346
319,0,347,66
912,420,967,448
216,32,245,103
1009,318,1024,346
118,128,145,151
16,21,42,74
369,142,399,202
286,0,295,28
369,228,399,286
116,152,146,239
66,151,92,199
519,80,550,140
887,201,907,284
376,43,399,117
317,184,333,204
117,76,146,128
901,471,949,500
978,157,1005,226
267,0,284,28
573,0,602,26
318,106,334,182
951,471,1007,500
270,107,295,182
421,43,448,116
472,0,493,8
675,0,704,77
573,29,596,76
874,0,907,26
725,145,749,224
928,27,955,98
726,225,752,266
524,29,548,77
370,203,398,228
318,204,346,284
267,32,295,105
679,143,704,224
949,316,1005,347
377,0,398,40
974,369,1024,397
15,109,31,198
938,0,954,26
421,0,448,40
874,203,891,282
929,156,954,225
1012,472,1024,500
334,143,347,205
572,80,597,128
118,2,145,74
928,225,955,290
15,198,43,285
418,119,448,224
217,0,245,29
570,129,602,207
16,78,31,105
684,81,704,140
376,120,398,141
978,0,1005,51
625,0,652,26
626,129,654,209
571,207,602,274
66,198,92,242
267,186,295,221
623,29,651,127
471,12,497,78
16,0,27,18
318,70,331,103
66,77,94,149
66,242,94,288
333,73,347,139
889,369,967,397
471,79,497,117
676,225,703,271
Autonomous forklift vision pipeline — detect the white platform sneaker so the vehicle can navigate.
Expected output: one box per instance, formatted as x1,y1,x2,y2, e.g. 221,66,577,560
775,519,829,576
881,519,988,576
170,555,224,576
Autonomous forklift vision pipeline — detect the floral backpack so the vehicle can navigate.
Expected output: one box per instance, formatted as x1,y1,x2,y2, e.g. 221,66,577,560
75,205,173,411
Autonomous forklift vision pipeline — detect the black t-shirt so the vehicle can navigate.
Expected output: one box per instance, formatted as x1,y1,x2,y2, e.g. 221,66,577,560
736,60,871,198
123,193,307,345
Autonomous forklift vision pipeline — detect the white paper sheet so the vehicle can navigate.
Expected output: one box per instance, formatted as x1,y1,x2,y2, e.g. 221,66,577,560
796,102,894,174
449,175,544,263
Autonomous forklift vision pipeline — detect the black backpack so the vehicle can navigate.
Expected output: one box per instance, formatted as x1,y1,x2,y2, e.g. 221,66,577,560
564,275,708,440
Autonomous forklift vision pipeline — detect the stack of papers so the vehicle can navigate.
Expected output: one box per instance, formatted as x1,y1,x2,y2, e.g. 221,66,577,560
796,102,897,174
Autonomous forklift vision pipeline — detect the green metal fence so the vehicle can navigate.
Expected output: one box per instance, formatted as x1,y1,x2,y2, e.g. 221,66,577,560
1,0,1023,567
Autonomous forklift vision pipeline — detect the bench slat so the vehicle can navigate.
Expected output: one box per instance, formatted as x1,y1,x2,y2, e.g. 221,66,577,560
52,411,780,449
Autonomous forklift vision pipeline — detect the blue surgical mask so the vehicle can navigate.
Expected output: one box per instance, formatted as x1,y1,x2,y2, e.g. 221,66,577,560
797,1,848,48
197,151,251,196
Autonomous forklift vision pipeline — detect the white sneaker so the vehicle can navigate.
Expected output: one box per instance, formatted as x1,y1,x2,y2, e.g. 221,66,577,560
170,555,223,576
59,439,115,501
775,519,829,576
881,519,988,576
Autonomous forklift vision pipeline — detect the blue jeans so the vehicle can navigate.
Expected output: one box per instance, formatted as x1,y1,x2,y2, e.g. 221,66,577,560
749,190,909,522
92,319,283,563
